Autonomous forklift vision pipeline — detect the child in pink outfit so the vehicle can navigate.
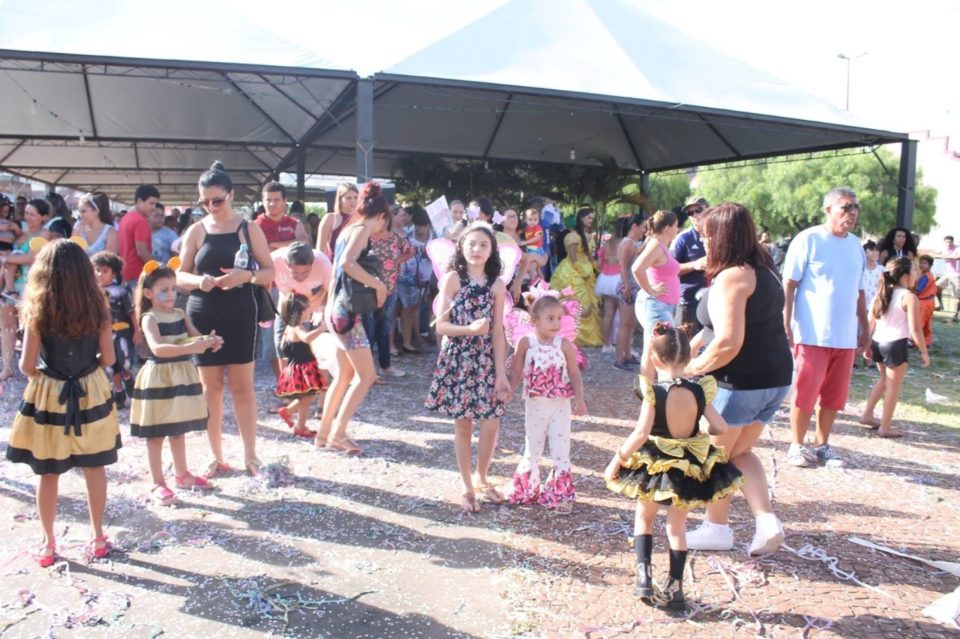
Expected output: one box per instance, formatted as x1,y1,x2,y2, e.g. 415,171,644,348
508,294,587,513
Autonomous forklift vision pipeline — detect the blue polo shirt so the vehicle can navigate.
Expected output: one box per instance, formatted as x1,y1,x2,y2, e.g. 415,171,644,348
672,227,706,306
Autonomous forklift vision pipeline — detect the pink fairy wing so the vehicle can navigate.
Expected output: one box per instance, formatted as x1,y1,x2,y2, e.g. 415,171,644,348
426,238,456,282
503,307,534,349
498,243,522,285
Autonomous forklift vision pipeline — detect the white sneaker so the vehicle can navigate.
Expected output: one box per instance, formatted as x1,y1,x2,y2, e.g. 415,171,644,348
748,515,785,556
685,521,734,551
382,367,406,378
601,345,614,354
786,443,817,468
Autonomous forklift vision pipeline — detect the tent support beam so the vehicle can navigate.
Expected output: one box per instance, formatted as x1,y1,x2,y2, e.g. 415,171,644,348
133,142,141,170
81,65,98,138
0,139,26,164
614,106,644,171
482,93,512,159
356,78,373,183
221,73,297,144
241,145,276,172
296,146,306,202
641,171,650,197
257,74,321,122
895,139,917,229
696,114,740,157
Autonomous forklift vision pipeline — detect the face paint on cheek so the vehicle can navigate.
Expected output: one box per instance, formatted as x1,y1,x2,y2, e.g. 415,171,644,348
155,291,176,304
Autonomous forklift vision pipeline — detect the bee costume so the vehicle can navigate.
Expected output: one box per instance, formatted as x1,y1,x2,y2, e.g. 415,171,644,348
606,375,743,507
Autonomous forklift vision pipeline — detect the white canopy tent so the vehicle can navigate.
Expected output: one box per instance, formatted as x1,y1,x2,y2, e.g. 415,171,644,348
0,0,917,221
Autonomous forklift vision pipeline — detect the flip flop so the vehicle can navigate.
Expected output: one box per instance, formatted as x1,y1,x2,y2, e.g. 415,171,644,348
327,437,362,455
477,483,506,504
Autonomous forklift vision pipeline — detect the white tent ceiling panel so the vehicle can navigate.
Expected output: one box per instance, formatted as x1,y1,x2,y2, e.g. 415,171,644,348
0,69,91,137
4,142,138,168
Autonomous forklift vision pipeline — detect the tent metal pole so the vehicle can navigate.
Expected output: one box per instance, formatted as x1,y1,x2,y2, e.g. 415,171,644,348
640,172,650,197
356,78,374,183
296,145,306,203
895,140,916,229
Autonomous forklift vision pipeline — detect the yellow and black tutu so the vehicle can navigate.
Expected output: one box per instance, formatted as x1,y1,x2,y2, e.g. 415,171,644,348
130,310,207,438
606,375,743,508
6,338,121,475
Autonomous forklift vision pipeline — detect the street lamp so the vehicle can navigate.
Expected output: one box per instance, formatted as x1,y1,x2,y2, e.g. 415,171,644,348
837,52,868,111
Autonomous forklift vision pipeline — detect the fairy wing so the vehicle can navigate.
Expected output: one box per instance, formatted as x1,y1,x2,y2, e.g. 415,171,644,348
503,307,534,349
498,243,522,285
559,298,582,342
425,238,456,282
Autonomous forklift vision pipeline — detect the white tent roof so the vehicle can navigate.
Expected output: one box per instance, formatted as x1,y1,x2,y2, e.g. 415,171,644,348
0,0,906,199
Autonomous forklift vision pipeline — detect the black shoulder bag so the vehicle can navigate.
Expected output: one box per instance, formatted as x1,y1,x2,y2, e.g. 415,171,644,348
239,221,278,323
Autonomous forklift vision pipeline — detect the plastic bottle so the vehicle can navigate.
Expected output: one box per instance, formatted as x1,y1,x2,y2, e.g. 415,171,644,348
234,243,250,270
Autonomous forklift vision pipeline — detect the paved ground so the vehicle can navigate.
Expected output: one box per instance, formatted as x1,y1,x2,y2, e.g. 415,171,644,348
0,320,958,638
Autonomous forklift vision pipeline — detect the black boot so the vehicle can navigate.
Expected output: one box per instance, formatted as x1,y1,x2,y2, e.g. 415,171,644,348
653,549,687,610
634,534,653,598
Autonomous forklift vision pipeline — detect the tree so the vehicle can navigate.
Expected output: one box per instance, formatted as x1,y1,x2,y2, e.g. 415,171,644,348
696,147,937,237
645,173,692,212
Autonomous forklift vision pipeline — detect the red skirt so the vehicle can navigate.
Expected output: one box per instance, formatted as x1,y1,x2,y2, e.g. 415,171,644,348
276,360,327,398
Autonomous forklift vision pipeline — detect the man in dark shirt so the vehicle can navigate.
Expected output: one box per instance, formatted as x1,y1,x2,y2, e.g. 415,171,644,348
672,195,709,331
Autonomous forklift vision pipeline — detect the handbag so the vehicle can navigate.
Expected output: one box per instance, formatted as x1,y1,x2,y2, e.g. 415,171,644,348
239,221,278,323
334,228,383,315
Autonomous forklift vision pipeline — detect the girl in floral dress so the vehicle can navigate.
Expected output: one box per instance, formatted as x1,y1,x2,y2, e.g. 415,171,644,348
425,223,512,513
507,294,586,514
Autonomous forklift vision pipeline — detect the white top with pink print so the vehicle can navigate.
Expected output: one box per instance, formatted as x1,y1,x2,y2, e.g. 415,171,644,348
522,334,574,399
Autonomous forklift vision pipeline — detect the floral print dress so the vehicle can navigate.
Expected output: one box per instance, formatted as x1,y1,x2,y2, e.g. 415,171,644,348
425,273,504,420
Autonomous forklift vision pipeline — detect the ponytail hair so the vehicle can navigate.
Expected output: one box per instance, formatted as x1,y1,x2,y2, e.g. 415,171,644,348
646,209,677,237
872,256,912,319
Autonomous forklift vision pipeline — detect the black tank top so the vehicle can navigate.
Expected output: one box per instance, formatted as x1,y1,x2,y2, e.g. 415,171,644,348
697,263,793,390
191,223,251,301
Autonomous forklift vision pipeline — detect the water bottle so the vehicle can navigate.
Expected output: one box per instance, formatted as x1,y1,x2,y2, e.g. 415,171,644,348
234,243,250,270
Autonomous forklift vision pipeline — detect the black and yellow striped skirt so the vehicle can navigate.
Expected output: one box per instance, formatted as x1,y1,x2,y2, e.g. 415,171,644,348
130,359,207,438
6,369,121,475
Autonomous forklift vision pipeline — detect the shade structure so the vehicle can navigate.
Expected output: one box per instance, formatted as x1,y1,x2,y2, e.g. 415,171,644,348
0,49,356,202
0,0,911,205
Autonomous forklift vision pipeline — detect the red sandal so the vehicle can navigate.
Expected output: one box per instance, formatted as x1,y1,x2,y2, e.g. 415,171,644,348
31,540,57,568
88,535,113,560
277,407,295,429
175,473,215,491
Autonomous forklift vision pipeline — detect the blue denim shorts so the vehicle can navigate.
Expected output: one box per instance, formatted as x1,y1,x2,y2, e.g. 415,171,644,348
713,384,791,428
635,296,676,333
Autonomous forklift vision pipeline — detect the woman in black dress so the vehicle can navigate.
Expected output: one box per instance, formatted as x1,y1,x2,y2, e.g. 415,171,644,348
176,162,275,477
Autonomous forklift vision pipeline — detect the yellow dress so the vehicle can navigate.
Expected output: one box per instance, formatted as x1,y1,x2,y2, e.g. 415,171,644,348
550,232,602,347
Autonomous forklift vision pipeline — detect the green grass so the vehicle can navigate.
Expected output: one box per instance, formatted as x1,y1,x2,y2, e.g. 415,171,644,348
850,309,960,431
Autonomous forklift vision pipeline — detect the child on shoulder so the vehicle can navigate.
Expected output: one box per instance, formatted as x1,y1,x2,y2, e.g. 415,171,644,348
507,293,586,514
5,239,121,566
275,293,329,437
425,222,512,513
91,251,135,407
860,257,930,438
604,322,742,610
131,260,223,506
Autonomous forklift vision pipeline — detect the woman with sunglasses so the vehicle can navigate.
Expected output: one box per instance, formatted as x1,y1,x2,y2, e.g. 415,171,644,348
177,161,275,478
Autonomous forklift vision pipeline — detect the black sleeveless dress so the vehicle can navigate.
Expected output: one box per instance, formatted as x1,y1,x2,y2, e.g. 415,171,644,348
186,224,257,366
606,375,743,508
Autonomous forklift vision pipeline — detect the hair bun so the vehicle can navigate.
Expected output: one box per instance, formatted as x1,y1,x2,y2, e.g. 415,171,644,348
210,160,225,172
652,321,673,336
360,181,382,201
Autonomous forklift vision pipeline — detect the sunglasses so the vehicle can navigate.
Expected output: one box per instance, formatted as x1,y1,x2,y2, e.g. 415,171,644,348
198,196,229,208
687,207,705,216
839,202,861,212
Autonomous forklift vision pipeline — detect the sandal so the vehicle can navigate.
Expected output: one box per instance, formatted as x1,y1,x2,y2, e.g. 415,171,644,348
204,460,234,479
151,484,178,506
31,540,57,568
373,376,386,385
327,437,362,455
460,492,480,513
292,426,317,438
554,501,574,515
175,473,215,491
477,483,506,504
88,535,113,560
277,407,295,429
878,429,904,438
245,458,263,477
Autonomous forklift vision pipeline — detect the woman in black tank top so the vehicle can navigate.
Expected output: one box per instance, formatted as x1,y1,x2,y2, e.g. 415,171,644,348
682,203,791,558
177,162,275,478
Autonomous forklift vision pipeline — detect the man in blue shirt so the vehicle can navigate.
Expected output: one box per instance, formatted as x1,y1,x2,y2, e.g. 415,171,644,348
672,196,709,331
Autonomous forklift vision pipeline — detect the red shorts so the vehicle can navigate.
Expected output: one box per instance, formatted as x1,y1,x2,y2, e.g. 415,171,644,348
792,344,856,413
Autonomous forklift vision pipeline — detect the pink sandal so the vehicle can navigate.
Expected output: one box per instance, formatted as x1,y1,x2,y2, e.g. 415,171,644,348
31,540,57,568
88,535,113,560
175,473,215,491
204,460,234,479
151,483,178,506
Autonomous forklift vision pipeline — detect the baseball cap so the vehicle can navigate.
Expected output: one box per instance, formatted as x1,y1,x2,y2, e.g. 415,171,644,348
683,195,708,210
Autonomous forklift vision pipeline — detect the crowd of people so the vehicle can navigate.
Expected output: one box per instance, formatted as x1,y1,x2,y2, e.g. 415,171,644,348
1,166,956,611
